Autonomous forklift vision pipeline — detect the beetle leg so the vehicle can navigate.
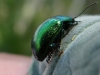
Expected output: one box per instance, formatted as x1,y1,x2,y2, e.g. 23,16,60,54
46,43,56,63
61,29,65,38
46,52,53,63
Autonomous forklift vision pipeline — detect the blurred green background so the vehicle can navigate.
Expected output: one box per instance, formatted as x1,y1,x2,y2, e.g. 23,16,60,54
0,0,100,56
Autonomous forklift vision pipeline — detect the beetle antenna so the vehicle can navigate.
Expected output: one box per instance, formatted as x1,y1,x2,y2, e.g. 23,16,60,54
74,2,98,18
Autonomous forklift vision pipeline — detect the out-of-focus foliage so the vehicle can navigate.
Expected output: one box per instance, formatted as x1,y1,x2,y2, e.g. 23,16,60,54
0,0,100,56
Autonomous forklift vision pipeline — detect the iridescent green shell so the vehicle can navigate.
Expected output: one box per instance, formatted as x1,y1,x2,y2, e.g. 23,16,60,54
31,16,75,61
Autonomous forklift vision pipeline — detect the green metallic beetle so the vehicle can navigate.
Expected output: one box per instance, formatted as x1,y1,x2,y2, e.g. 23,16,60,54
31,16,77,62
31,2,97,63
